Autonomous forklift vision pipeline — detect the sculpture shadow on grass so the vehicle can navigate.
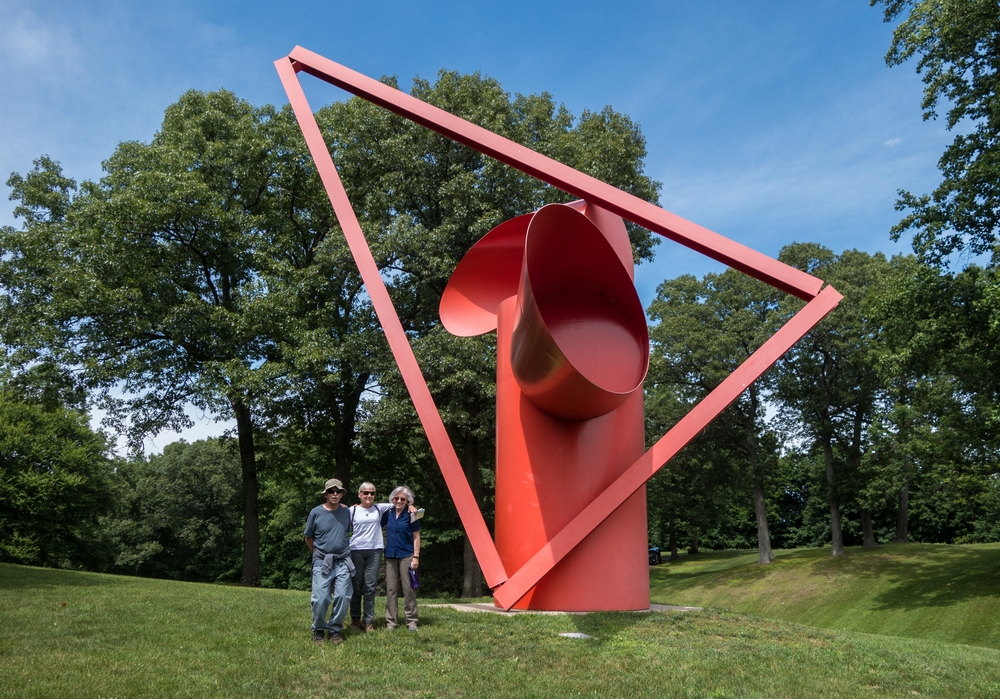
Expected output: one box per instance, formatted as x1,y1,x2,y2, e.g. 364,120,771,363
863,545,1000,611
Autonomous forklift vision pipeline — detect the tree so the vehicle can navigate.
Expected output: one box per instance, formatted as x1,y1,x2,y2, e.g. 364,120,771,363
1,92,282,585
646,269,783,564
866,255,1000,543
874,0,1000,266
0,392,111,567
872,1,1000,544
776,245,891,555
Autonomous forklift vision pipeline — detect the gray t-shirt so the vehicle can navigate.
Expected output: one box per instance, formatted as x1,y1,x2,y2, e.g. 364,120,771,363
303,504,351,557
349,503,393,551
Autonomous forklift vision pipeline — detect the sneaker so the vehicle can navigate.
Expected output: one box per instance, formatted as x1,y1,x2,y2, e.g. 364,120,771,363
328,631,343,644
364,623,375,633
407,624,417,632
350,618,363,631
313,630,325,645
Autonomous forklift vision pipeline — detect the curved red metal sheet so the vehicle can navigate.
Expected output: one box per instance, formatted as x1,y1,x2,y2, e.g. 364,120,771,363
566,200,634,280
510,204,649,420
439,213,531,337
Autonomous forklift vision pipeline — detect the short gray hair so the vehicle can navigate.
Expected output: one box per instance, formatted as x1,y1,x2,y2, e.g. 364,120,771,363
388,485,414,506
357,481,376,496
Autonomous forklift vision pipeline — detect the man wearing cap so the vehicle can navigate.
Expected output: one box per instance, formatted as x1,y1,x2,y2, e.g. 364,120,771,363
304,478,354,644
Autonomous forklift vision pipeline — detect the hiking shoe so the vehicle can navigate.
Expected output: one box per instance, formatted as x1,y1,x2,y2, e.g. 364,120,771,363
312,630,325,645
407,624,417,632
328,631,343,644
350,618,363,631
364,623,375,633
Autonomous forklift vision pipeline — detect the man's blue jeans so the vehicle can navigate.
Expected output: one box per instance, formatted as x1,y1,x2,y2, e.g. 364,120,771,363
311,555,353,633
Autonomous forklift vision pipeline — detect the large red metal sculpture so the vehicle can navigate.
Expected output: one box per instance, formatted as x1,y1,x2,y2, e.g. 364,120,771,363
275,47,843,611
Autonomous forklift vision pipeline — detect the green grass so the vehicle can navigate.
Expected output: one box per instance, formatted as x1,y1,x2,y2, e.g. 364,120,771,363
3,563,1000,698
650,543,1000,650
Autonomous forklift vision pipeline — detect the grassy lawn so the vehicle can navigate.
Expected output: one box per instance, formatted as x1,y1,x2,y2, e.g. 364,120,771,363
3,563,1000,698
649,543,1000,650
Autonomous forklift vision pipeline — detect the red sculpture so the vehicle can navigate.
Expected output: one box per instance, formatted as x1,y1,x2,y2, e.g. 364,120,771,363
275,48,843,611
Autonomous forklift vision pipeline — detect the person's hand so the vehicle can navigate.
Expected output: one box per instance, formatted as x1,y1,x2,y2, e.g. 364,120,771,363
408,505,417,514
410,557,419,570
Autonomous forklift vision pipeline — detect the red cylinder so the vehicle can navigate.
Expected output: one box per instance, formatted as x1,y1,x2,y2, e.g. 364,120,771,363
511,204,649,420
494,296,650,611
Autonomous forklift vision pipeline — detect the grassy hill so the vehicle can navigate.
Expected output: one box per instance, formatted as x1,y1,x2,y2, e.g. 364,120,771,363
650,543,1000,650
2,558,1000,698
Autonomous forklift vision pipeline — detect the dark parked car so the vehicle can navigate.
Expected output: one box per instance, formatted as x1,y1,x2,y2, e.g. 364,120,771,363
648,547,661,565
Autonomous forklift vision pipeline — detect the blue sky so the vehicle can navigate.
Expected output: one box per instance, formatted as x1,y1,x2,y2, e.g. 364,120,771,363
0,0,949,450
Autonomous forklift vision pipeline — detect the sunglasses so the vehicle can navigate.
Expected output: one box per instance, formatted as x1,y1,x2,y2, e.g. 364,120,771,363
392,496,409,502
360,491,376,496
326,489,345,495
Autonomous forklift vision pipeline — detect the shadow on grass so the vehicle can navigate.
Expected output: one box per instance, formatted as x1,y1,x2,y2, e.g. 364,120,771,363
566,609,653,642
0,563,129,590
865,546,1000,611
651,545,1000,612
650,549,796,588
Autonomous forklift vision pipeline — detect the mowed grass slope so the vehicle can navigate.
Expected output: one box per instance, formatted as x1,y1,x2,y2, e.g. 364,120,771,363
650,543,1000,650
3,563,1000,698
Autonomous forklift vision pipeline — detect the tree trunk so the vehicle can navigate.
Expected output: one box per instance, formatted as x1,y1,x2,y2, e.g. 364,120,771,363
460,434,485,597
462,535,483,598
894,481,909,543
824,436,844,557
233,397,261,586
861,508,877,548
668,513,679,561
688,531,700,555
754,482,775,564
324,371,369,490
743,386,773,564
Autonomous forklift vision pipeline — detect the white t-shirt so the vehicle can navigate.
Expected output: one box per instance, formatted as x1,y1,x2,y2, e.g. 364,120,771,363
348,502,393,551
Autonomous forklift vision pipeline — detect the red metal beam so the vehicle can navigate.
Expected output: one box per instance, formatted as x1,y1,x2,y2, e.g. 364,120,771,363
287,46,824,301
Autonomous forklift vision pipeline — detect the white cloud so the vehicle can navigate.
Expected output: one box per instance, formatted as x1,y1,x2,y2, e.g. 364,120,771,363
884,138,902,146
0,7,81,77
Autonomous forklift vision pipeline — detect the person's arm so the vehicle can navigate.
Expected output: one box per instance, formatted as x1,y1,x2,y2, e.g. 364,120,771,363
305,537,314,555
410,531,420,569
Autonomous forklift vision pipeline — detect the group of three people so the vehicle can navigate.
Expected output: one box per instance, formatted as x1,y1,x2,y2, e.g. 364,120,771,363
303,478,421,644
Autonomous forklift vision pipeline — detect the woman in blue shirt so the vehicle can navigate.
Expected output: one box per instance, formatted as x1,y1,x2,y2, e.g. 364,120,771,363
383,485,421,630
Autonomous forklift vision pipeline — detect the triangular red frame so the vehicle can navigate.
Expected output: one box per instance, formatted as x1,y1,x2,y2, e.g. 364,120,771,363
275,47,842,609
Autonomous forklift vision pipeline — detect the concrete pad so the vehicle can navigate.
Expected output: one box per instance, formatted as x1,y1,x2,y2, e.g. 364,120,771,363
424,602,701,616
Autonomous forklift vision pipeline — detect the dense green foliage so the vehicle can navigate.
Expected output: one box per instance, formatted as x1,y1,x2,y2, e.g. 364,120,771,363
95,439,243,582
4,563,1000,698
874,0,1000,265
0,393,111,568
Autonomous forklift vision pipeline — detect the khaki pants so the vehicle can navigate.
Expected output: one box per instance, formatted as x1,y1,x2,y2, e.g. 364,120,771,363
385,556,417,629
